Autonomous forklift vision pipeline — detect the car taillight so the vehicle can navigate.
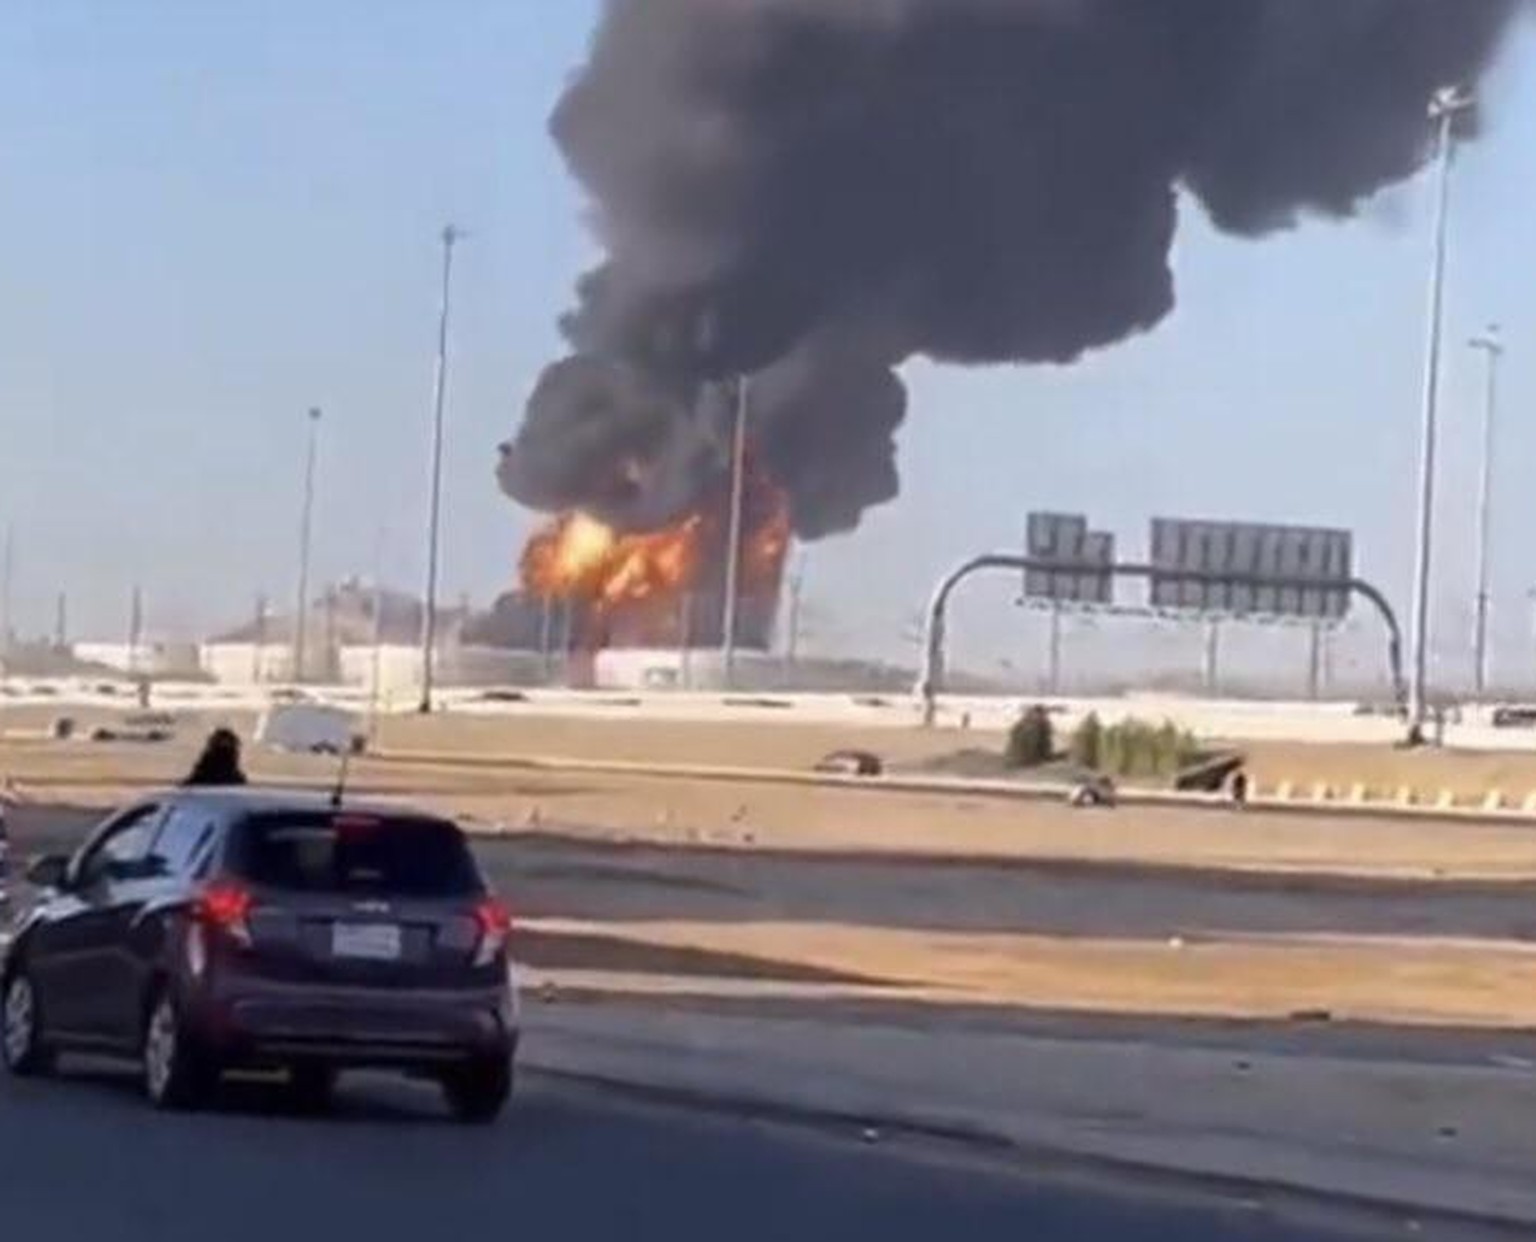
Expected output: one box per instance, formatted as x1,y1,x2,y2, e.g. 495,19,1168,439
473,897,512,966
196,883,254,946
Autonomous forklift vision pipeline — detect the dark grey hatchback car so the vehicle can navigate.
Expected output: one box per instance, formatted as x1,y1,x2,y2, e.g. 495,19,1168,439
1,789,518,1121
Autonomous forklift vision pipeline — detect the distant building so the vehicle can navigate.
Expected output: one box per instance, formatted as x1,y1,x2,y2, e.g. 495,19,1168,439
199,642,295,686
335,643,548,695
71,640,202,679
199,580,463,686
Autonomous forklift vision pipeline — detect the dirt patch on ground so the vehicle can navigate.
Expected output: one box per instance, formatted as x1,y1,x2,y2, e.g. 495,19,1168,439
526,917,1536,1030
12,734,1536,880
10,703,1536,799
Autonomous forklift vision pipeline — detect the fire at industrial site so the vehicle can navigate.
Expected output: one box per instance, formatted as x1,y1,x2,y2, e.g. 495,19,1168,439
518,452,791,653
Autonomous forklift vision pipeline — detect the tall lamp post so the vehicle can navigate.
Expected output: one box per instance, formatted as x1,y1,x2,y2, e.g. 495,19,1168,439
1406,85,1474,739
1469,323,1504,700
293,406,322,683
419,223,462,714
720,375,750,689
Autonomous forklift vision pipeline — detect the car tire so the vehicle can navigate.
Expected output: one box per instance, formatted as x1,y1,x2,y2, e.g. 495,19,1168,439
141,988,215,1110
441,1055,512,1124
286,1063,338,1114
2,966,55,1077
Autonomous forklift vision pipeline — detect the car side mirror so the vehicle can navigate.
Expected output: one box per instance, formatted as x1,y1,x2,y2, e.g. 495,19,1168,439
26,854,70,892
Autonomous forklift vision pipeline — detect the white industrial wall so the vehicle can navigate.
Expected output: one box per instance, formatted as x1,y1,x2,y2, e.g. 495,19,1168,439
198,643,296,685
335,644,547,694
74,641,202,678
591,648,784,691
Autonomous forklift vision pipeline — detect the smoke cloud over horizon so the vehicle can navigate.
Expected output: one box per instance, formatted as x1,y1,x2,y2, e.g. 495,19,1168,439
499,0,1522,542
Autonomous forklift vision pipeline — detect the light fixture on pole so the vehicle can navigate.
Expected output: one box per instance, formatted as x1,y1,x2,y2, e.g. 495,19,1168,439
1469,323,1503,700
419,223,463,715
293,406,322,683
1405,85,1474,740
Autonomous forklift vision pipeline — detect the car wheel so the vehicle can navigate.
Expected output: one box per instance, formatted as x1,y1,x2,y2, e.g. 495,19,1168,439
286,1063,338,1114
141,988,215,1110
2,967,54,1077
441,1055,512,1124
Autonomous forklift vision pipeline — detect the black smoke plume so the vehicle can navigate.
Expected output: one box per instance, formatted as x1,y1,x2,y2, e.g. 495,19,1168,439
499,0,1521,540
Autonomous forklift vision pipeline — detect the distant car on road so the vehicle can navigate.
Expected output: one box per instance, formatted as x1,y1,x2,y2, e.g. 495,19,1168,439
256,702,362,756
1,788,517,1121
813,749,883,777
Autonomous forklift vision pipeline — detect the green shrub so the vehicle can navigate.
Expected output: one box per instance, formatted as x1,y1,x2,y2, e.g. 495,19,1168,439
1093,716,1205,780
1004,705,1055,769
1068,713,1103,770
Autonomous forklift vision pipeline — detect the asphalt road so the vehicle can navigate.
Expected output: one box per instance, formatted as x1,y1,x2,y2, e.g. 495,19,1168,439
1,804,1525,1240
16,802,1536,946
0,1062,1469,1242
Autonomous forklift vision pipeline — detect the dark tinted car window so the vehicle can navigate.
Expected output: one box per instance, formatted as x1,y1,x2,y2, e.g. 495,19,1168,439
149,806,219,876
77,806,162,885
229,812,482,898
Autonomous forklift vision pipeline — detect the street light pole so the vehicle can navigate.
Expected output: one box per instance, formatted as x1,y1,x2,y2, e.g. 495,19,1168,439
720,375,750,688
1469,323,1503,701
419,223,462,715
293,406,322,683
783,554,805,674
1,524,14,668
1406,86,1474,740
1526,588,1536,692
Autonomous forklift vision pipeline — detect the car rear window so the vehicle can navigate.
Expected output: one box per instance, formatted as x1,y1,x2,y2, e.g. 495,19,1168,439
229,811,483,898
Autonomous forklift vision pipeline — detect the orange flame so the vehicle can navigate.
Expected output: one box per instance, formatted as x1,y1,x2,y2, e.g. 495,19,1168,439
519,461,791,621
521,510,707,607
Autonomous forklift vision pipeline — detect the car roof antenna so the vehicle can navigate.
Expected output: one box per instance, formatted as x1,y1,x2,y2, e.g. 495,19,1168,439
329,743,353,809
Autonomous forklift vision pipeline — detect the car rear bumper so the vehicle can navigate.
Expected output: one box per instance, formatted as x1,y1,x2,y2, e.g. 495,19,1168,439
190,976,518,1069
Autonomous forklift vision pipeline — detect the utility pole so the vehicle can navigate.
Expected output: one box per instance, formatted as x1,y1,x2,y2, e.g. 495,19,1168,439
1,524,14,667
1046,605,1064,695
679,591,695,689
293,406,322,683
53,591,67,652
419,223,462,715
322,586,338,683
253,594,269,684
1203,618,1221,696
1307,622,1323,701
368,575,385,744
559,599,575,686
539,594,554,683
1407,86,1475,739
1527,588,1536,694
128,584,144,678
720,375,750,689
1469,323,1504,700
783,558,805,674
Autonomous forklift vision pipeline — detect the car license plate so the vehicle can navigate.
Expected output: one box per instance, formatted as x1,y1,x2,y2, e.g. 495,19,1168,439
332,922,402,961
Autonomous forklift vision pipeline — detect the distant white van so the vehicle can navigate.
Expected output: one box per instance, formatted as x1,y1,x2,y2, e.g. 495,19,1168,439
255,702,361,755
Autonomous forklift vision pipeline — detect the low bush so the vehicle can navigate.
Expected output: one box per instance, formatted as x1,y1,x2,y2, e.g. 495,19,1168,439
1004,705,1056,769
1090,717,1201,781
1068,712,1103,770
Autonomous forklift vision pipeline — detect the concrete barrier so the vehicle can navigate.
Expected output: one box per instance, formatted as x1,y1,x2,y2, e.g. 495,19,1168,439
372,747,1536,827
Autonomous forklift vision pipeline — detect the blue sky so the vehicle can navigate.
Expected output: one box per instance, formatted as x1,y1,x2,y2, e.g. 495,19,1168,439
2,2,1534,687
